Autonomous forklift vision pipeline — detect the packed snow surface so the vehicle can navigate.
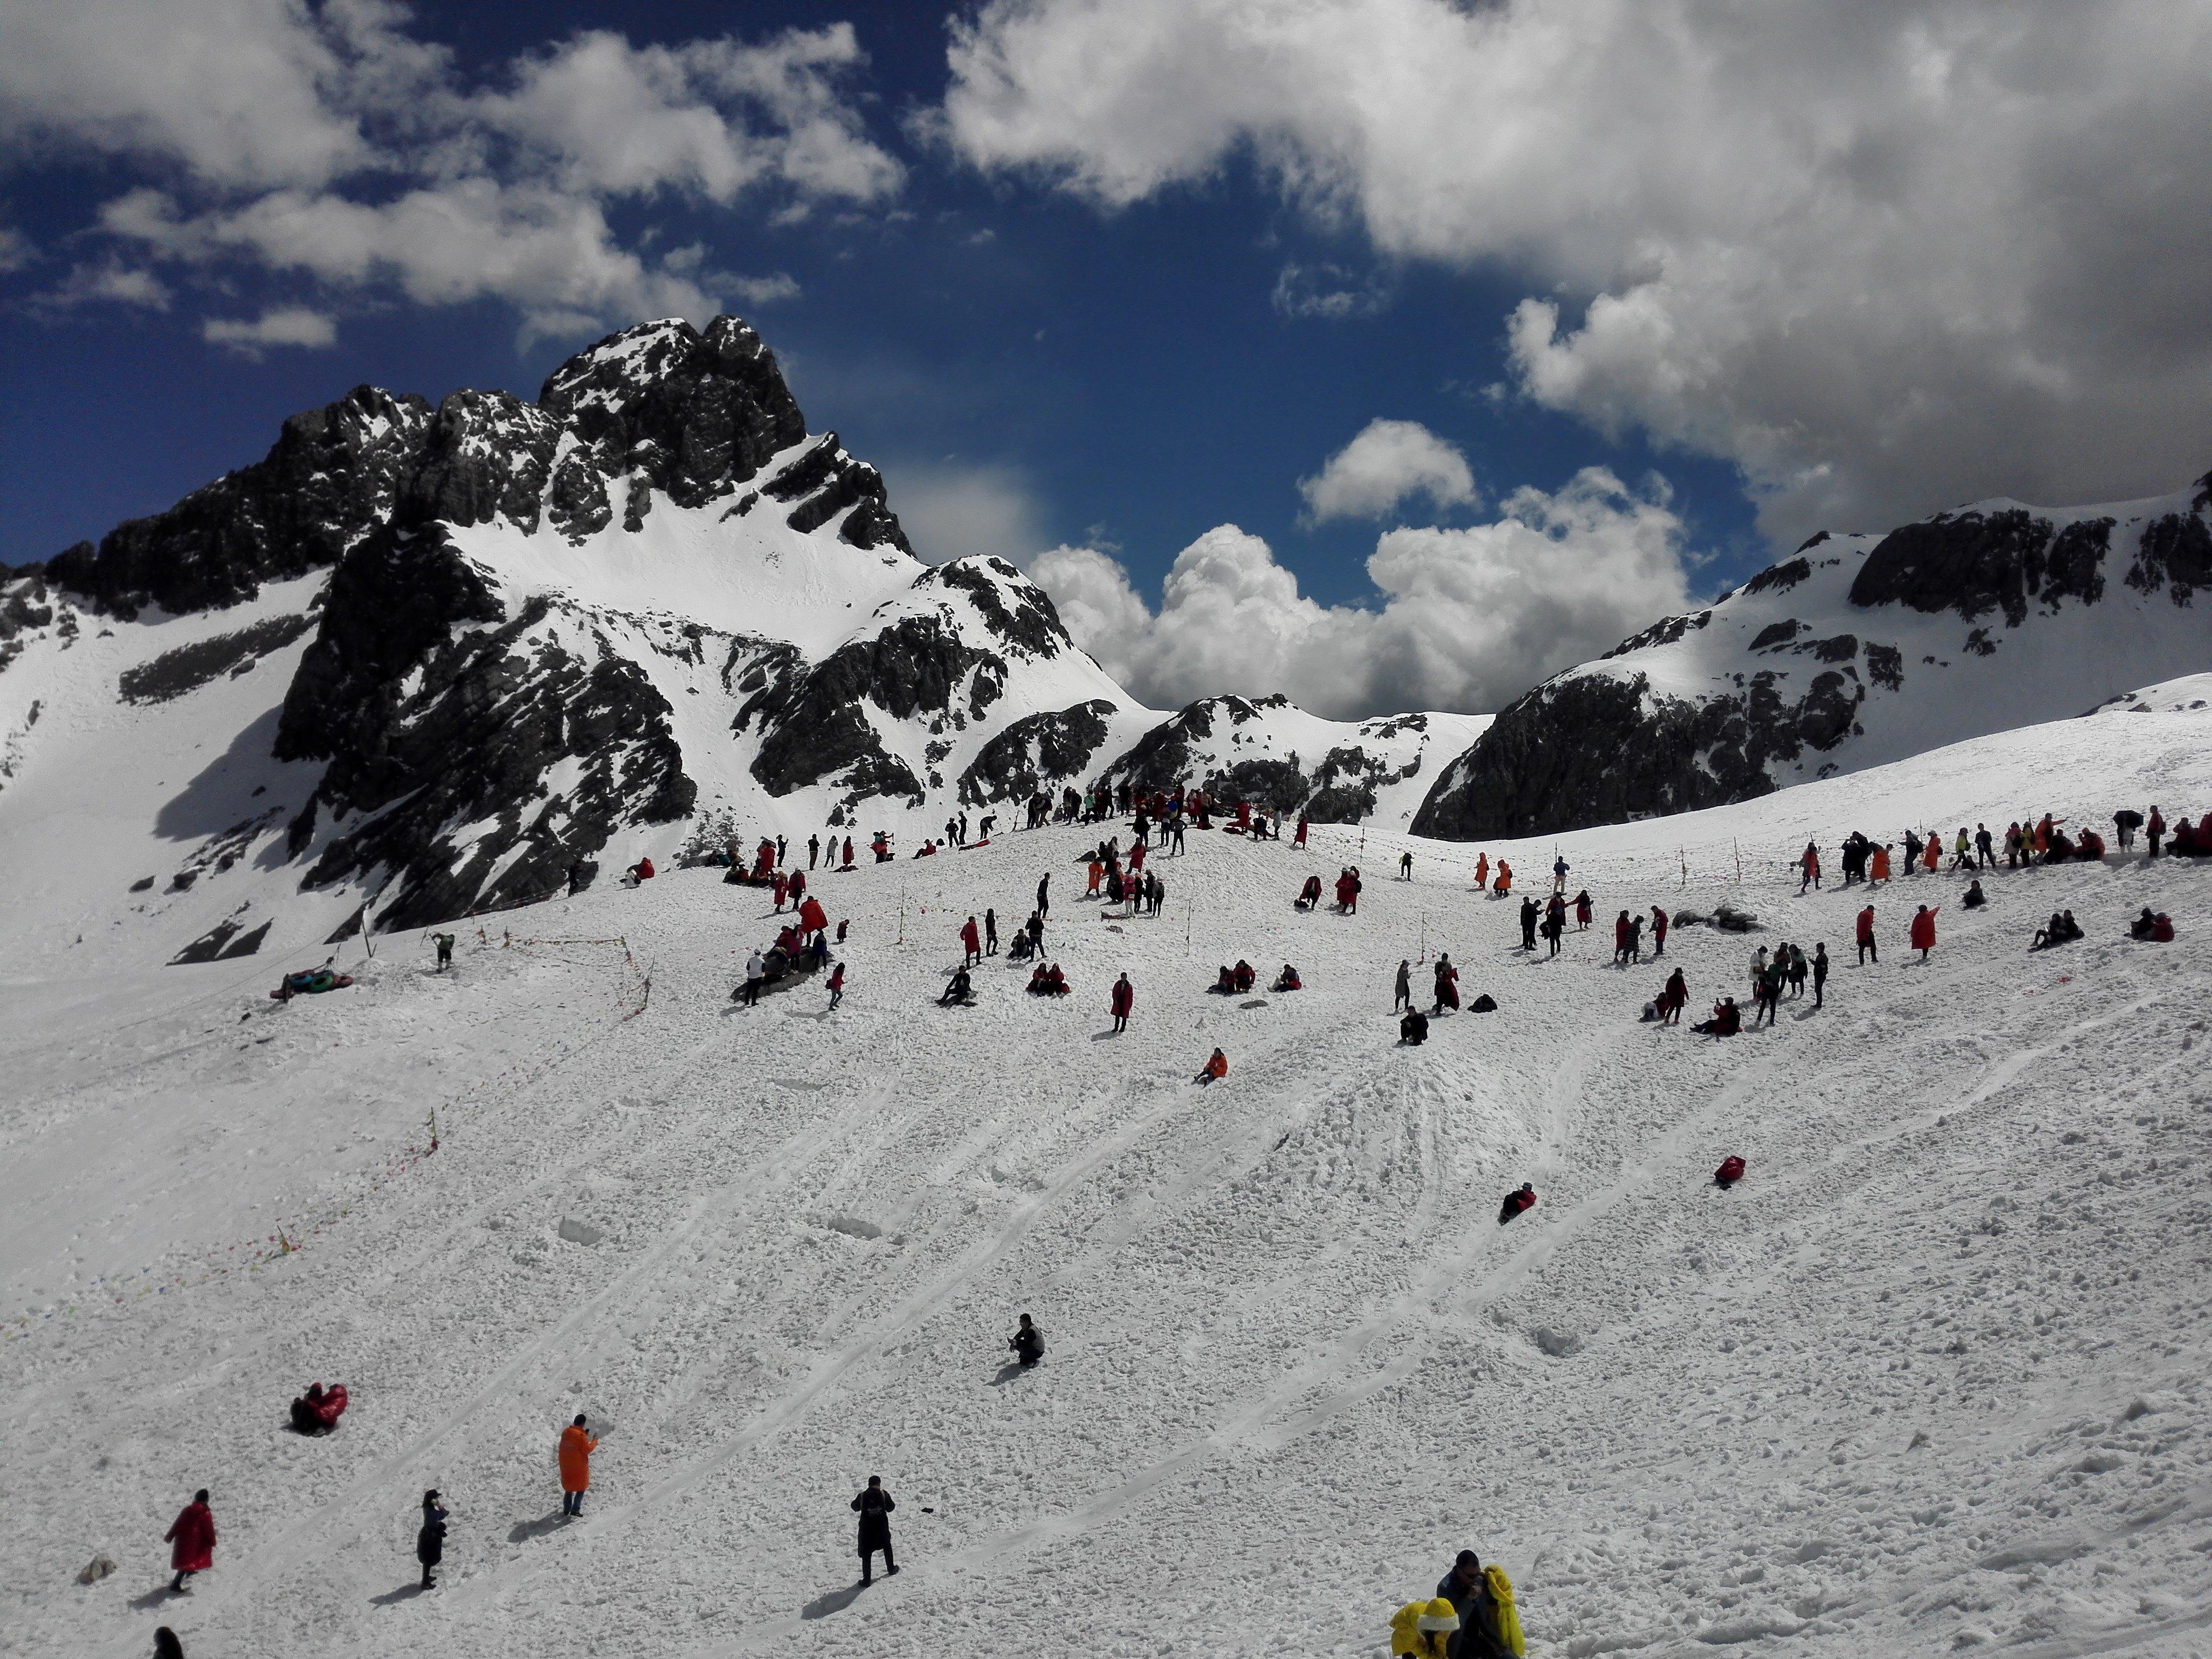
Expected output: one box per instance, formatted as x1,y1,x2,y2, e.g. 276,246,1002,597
6,686,2212,1658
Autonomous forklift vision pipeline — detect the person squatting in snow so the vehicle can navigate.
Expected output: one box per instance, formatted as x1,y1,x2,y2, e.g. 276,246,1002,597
1009,1313,1044,1368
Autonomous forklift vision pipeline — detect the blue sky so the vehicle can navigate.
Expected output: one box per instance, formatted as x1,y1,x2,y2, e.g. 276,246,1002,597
3,1,2204,714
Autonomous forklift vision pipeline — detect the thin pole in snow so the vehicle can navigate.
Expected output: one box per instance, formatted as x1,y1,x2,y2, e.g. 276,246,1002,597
1419,910,1427,964
1680,847,1688,889
896,886,907,945
1733,839,1742,883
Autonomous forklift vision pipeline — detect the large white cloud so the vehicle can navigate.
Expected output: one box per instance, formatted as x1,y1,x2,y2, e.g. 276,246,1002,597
0,4,900,343
1033,467,1688,717
941,0,2212,543
1298,418,1476,523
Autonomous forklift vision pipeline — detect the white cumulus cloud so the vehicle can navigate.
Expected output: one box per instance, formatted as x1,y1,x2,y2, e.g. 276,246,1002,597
0,4,900,343
941,0,2212,544
1298,418,1476,523
203,305,338,355
1033,467,1688,717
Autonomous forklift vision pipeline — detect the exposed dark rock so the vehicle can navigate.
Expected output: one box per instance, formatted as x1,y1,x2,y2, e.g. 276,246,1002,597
49,386,431,617
1742,557,1812,596
742,614,988,801
1412,662,1865,840
1749,619,1804,651
1865,643,1905,691
1848,509,2110,625
118,613,314,703
2126,509,2212,603
927,558,1069,658
958,700,1115,806
274,524,694,928
1602,609,1712,659
538,315,807,513
401,390,560,530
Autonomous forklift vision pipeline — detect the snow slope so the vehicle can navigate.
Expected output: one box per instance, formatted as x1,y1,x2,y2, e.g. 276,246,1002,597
6,680,2212,1658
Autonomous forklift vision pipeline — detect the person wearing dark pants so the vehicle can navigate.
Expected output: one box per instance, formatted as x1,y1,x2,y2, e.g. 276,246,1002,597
416,1490,447,1589
1812,943,1829,1009
853,1476,898,1585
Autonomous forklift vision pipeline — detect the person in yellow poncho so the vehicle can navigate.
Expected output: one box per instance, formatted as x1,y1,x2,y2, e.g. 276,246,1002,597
1390,1596,1460,1657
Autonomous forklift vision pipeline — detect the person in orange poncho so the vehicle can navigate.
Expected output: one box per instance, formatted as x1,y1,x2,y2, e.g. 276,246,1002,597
1195,1049,1228,1085
1492,860,1512,895
559,1414,599,1516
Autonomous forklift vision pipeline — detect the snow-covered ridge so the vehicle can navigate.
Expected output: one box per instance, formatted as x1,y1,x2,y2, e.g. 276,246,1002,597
1414,471,2212,840
3,315,1486,948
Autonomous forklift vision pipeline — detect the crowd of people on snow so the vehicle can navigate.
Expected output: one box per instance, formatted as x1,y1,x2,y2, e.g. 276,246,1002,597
182,780,2202,1640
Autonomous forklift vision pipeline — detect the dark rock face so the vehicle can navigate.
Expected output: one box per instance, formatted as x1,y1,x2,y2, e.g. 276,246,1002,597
274,525,694,929
538,316,811,516
118,613,314,703
1093,696,1414,822
1411,665,1866,841
48,386,431,618
45,312,939,926
48,316,910,620
1602,609,1712,659
2127,508,2212,602
1848,509,2110,625
959,701,1115,806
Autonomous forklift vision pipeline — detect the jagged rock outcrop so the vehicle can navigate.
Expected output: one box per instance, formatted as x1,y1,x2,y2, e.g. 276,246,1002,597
274,524,694,928
1415,472,2212,840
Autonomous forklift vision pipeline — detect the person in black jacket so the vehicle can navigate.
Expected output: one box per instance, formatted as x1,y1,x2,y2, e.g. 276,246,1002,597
1436,1549,1510,1658
1010,1313,1043,1367
853,1476,898,1584
416,1489,447,1589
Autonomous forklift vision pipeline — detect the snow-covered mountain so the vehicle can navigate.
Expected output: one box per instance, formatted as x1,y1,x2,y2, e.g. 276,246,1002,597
1414,475,2212,839
0,317,1479,949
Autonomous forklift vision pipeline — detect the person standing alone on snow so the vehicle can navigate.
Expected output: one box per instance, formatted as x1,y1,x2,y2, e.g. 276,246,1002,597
1856,906,1877,966
1909,904,1939,961
960,915,981,966
416,1489,447,1588
1110,972,1134,1033
559,1415,597,1516
853,1476,898,1583
163,1489,215,1593
1812,943,1829,1008
1394,959,1412,1011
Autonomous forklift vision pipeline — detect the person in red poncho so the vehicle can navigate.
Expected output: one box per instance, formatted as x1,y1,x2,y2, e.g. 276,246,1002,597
960,916,982,965
798,895,828,938
1109,972,1134,1033
289,1381,348,1434
1856,904,1878,965
1498,1184,1536,1224
165,1489,215,1593
559,1414,598,1517
1651,904,1670,957
1908,904,1938,960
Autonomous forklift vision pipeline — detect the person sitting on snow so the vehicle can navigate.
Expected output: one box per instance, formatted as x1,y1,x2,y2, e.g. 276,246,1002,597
1043,963,1069,995
1400,1009,1429,1045
939,967,975,1006
1962,879,1987,908
625,856,655,886
1027,963,1052,994
1194,1049,1228,1085
1211,965,1236,994
1231,959,1257,993
290,1381,349,1434
1715,1155,1747,1188
1691,997,1741,1036
1272,964,1302,992
1497,1183,1537,1224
